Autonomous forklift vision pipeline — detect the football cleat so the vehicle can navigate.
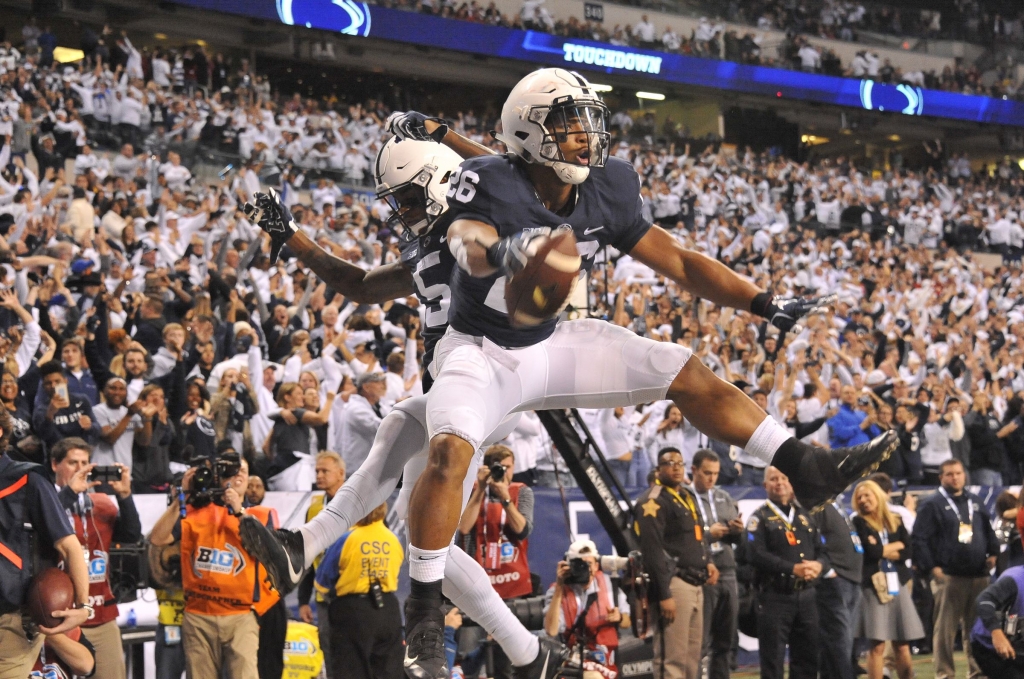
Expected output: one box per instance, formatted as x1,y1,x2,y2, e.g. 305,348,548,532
238,515,306,595
793,430,899,511
513,637,571,679
403,584,448,679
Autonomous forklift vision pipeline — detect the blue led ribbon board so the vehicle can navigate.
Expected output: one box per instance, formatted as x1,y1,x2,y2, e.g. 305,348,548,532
172,0,1024,126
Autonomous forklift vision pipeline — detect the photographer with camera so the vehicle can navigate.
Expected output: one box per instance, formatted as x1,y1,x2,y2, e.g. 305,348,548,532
456,444,534,679
827,385,881,450
149,453,280,678
51,436,141,679
543,539,629,675
635,447,716,679
313,502,403,679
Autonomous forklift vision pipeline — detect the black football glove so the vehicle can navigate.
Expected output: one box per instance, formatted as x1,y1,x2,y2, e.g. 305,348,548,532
486,234,534,276
242,188,298,265
751,292,837,334
385,110,448,143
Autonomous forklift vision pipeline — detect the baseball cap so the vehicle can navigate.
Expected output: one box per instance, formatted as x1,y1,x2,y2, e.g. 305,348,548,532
355,372,386,388
566,539,598,559
70,259,93,275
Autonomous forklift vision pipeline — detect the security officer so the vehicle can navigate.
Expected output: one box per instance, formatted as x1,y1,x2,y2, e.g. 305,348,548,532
297,451,346,668
635,447,718,679
689,449,743,679
314,502,403,679
746,466,828,679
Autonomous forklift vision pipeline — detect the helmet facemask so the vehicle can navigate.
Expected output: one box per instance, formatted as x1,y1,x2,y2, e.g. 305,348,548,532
377,163,450,236
531,98,610,185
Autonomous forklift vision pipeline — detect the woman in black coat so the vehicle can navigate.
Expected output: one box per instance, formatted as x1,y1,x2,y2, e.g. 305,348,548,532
852,479,925,679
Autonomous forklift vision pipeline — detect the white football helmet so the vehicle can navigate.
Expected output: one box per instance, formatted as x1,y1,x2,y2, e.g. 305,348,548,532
495,68,610,185
373,137,463,235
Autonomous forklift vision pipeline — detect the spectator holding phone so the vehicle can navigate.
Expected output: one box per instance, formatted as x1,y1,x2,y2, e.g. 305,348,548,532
33,359,101,450
51,437,141,679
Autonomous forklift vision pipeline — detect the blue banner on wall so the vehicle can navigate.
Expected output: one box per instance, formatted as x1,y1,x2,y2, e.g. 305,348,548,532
175,0,1024,126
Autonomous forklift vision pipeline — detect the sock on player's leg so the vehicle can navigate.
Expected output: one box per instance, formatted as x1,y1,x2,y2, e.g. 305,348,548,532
743,415,794,466
298,406,428,564
443,546,539,667
409,546,449,584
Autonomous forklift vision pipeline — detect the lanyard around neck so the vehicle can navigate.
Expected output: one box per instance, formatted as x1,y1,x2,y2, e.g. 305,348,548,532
766,500,795,530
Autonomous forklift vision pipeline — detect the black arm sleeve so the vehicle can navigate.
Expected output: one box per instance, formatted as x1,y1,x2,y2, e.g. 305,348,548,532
112,494,143,544
977,576,1018,632
84,298,113,391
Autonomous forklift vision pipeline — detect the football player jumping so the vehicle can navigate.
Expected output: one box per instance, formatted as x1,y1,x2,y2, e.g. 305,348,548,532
240,125,568,678
397,68,897,679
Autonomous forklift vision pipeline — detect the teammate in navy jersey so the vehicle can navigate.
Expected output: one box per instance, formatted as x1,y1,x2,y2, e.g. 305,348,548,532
401,67,898,679
239,127,566,678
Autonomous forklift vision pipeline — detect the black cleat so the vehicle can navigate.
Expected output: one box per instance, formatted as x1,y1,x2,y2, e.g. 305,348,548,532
793,430,899,511
238,515,306,595
403,583,448,679
513,637,570,679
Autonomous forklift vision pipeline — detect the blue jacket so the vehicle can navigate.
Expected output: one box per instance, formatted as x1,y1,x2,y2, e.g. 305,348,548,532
64,368,99,406
827,404,879,448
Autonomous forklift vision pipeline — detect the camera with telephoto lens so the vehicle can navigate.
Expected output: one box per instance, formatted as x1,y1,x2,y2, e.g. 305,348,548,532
187,452,242,509
490,462,506,482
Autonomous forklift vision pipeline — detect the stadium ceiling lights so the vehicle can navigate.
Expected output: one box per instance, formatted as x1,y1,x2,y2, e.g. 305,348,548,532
801,135,830,146
53,47,85,64
636,91,665,101
590,83,613,92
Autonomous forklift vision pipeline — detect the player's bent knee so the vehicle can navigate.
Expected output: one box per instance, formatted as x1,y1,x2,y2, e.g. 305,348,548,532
426,434,477,482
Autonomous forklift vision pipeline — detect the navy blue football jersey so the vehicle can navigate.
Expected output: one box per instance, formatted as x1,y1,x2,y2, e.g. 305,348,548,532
444,154,653,347
398,213,456,373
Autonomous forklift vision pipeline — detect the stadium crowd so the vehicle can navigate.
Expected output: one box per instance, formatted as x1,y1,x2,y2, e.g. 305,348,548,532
0,25,1019,492
1,13,1024,679
366,0,1021,97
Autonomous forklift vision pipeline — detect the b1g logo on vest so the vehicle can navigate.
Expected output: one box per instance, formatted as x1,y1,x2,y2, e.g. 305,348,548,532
194,544,246,576
88,550,108,584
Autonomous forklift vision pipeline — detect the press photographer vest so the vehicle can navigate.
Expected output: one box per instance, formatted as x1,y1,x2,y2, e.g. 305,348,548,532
0,457,39,612
181,503,280,616
559,573,619,663
473,483,532,599
68,492,119,626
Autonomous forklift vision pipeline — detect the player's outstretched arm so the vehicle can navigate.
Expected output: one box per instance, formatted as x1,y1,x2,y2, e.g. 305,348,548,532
387,111,495,159
630,225,832,333
630,224,761,311
288,229,416,304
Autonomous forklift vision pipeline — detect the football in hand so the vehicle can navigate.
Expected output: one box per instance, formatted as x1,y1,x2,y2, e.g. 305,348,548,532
505,230,582,327
26,567,75,629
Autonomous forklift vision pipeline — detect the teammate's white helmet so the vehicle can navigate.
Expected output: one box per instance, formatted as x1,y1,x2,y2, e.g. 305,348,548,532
374,137,463,235
495,68,610,185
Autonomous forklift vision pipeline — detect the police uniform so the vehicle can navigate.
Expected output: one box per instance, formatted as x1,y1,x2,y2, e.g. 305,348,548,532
428,154,692,452
746,500,829,679
635,481,709,679
690,485,741,679
314,518,404,679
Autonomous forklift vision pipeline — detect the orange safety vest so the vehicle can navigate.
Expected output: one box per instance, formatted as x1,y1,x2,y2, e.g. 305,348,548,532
181,503,280,616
